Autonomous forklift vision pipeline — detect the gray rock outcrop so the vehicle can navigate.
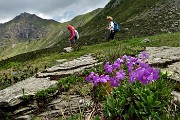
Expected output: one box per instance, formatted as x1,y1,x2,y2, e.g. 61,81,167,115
146,46,180,82
0,77,57,107
37,54,102,80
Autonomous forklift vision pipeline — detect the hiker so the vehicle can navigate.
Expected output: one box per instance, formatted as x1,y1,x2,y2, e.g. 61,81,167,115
106,16,116,41
67,25,76,48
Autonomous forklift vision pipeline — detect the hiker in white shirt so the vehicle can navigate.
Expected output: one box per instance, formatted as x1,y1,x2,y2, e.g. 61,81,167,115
106,16,115,40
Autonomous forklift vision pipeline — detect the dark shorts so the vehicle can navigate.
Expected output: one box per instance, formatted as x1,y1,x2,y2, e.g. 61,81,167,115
70,38,76,45
108,30,115,40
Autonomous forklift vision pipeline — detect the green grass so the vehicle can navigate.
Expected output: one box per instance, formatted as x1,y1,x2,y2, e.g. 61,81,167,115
0,32,179,90
0,32,179,71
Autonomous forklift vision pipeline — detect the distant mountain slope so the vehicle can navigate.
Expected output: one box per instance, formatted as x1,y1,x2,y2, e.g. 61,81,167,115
0,13,59,47
77,0,180,44
0,9,102,60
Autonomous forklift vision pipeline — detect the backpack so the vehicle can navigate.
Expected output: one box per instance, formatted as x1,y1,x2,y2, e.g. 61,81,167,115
113,21,120,32
74,30,79,39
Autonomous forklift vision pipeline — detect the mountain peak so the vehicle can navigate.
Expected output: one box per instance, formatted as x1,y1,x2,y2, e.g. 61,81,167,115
0,12,58,40
19,12,33,17
13,12,40,21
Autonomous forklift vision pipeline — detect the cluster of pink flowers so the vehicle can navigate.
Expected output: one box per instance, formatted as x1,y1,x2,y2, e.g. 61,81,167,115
86,51,159,87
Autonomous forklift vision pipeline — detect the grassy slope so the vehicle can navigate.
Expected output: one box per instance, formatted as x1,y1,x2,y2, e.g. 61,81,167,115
0,32,179,73
76,0,179,45
78,0,164,34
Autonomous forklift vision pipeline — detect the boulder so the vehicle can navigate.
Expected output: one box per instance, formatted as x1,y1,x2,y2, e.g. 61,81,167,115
63,47,73,52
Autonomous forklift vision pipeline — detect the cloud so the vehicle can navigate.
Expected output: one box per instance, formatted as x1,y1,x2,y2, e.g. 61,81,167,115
0,0,110,23
0,18,11,23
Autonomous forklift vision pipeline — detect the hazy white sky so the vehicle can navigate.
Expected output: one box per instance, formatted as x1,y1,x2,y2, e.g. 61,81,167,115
0,0,110,23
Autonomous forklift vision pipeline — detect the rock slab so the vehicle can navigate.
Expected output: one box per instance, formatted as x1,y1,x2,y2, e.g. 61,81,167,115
37,54,102,79
0,77,57,107
146,46,180,82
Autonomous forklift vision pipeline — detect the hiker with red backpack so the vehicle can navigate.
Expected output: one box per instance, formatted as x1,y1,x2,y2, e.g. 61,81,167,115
106,16,120,41
67,25,79,48
67,25,76,48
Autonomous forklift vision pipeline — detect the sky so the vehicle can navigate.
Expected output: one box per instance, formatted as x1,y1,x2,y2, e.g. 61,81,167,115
0,0,110,23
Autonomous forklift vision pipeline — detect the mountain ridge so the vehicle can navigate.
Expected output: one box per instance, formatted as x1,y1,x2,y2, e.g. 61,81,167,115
0,12,58,40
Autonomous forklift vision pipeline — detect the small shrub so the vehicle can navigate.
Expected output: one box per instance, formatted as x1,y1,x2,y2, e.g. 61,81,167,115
82,69,94,76
35,86,58,99
104,46,124,63
94,115,101,120
22,95,31,102
92,81,112,101
57,76,84,92
68,113,82,120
